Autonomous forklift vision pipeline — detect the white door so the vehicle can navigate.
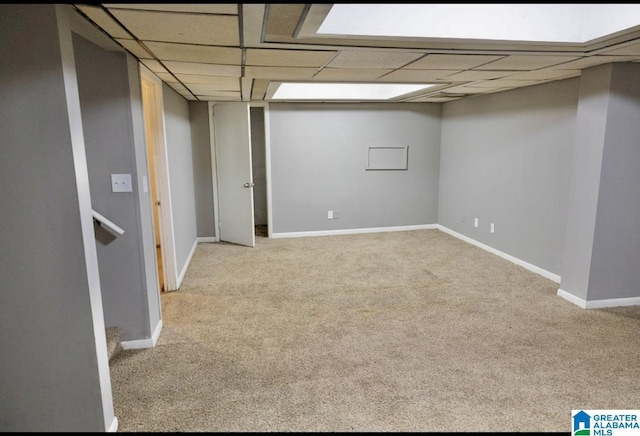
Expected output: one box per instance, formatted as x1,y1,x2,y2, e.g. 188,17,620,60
213,102,255,247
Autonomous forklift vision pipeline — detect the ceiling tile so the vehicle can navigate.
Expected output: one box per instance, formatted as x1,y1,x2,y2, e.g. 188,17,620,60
167,82,189,93
313,68,392,81
245,49,337,67
251,80,270,100
109,9,239,46
178,92,198,101
599,42,640,56
466,79,543,88
408,96,461,102
551,55,639,69
140,59,168,74
76,5,130,39
187,82,241,94
144,41,241,65
244,66,318,80
444,70,519,80
327,50,424,69
175,75,240,89
404,54,506,70
163,61,241,77
196,95,239,101
155,72,176,82
437,85,489,94
104,4,237,14
474,55,581,70
114,39,152,59
378,69,461,82
191,90,240,98
503,68,581,81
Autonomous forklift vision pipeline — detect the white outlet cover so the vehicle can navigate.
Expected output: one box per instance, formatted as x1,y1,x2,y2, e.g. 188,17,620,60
474,218,479,228
111,174,132,193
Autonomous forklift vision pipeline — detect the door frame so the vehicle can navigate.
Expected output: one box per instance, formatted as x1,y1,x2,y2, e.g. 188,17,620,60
140,65,179,291
209,101,273,240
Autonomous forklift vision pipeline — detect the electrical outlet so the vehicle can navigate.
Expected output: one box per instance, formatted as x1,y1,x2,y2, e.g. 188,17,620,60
490,223,495,233
328,210,333,219
111,174,132,193
474,217,479,228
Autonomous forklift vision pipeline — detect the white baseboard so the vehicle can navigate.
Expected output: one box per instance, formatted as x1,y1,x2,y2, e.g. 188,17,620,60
121,319,163,350
197,236,218,243
436,225,561,283
107,417,118,433
271,224,438,239
557,288,640,309
177,239,198,288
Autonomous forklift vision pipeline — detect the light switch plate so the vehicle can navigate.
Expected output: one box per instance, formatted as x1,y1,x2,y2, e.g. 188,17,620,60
111,174,132,193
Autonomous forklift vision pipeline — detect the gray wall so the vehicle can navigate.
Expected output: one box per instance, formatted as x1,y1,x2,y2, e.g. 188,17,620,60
251,107,268,226
559,66,611,299
439,79,580,275
0,5,106,431
269,103,441,233
189,101,216,238
588,63,640,300
163,83,198,276
73,34,154,341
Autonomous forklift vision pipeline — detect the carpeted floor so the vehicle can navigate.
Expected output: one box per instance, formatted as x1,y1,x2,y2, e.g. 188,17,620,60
109,229,640,432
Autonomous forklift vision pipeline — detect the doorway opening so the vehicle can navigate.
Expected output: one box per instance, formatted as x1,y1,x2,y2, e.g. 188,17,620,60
250,106,268,238
140,66,178,291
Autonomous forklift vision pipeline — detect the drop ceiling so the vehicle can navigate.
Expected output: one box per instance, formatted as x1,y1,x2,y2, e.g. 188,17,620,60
74,3,640,103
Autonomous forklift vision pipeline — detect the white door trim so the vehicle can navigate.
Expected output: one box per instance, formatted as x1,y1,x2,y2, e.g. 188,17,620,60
249,102,273,238
140,66,179,291
208,101,221,242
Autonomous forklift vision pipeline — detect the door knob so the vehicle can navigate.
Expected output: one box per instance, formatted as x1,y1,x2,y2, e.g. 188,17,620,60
243,182,255,188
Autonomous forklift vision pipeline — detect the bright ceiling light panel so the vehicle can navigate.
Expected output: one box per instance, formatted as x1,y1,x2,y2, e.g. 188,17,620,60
271,83,435,100
317,4,640,43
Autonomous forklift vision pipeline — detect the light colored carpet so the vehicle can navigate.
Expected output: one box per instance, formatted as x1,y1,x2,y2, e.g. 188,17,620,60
109,229,640,432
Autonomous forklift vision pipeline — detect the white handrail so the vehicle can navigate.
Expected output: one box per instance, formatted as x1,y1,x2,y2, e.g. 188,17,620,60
92,209,125,237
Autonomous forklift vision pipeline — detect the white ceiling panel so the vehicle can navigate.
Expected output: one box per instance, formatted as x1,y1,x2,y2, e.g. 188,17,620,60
186,83,240,95
140,59,168,74
244,66,318,80
192,90,240,98
178,92,198,101
404,54,506,70
76,5,131,39
444,70,519,80
175,75,240,89
466,79,543,88
144,41,241,65
503,68,581,81
378,69,461,82
313,68,392,80
596,42,640,56
549,55,640,70
245,49,338,67
251,80,270,100
408,96,459,102
115,38,152,59
197,95,239,101
167,82,189,93
327,50,424,69
109,9,239,46
155,72,176,82
163,61,241,77
104,4,237,14
474,55,582,70
437,85,489,94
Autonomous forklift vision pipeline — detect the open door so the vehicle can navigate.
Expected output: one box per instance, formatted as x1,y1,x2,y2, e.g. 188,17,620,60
213,102,255,247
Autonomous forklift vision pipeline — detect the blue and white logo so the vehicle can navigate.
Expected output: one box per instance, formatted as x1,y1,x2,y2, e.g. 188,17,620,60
572,410,640,436
574,410,591,436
